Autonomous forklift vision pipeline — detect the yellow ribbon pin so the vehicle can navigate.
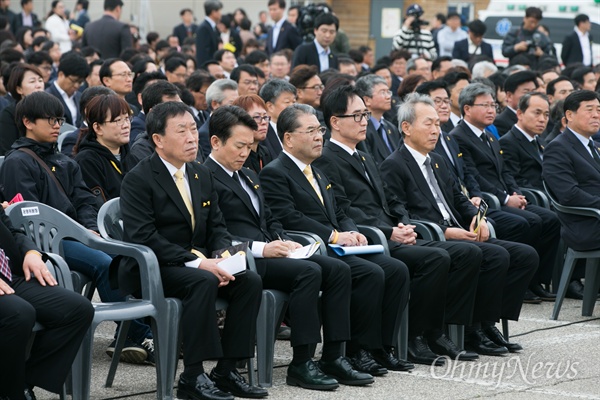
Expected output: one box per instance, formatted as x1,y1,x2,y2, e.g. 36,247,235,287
194,174,198,179
202,201,210,207
435,163,439,168
326,184,332,190
254,185,259,189
52,166,56,172
499,150,503,154
457,153,463,157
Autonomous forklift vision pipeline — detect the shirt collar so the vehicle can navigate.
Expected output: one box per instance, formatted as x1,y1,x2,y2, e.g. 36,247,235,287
208,154,235,177
464,119,485,137
450,112,461,125
283,149,309,173
53,80,72,99
205,16,216,29
575,27,589,38
404,143,428,166
329,138,356,155
370,116,382,131
313,38,329,55
274,18,285,30
514,124,535,142
159,156,186,178
568,127,593,148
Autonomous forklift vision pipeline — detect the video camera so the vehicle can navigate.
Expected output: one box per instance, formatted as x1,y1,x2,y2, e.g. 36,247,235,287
296,3,331,42
406,4,429,31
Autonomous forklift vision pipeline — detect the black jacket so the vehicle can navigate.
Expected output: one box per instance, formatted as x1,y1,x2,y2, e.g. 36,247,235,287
0,102,19,156
0,138,98,230
499,126,546,190
561,30,593,67
292,42,339,72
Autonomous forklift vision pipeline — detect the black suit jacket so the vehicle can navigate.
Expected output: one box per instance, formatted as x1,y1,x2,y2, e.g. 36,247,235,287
561,30,593,67
263,124,283,160
198,116,212,159
82,15,132,59
380,145,478,231
543,129,600,251
130,112,146,143
12,11,40,32
118,153,231,294
196,19,220,67
45,84,82,127
451,38,494,63
450,120,521,201
173,22,199,45
292,42,339,71
266,20,302,55
259,152,357,243
494,108,518,137
313,141,410,239
362,119,401,166
499,126,546,190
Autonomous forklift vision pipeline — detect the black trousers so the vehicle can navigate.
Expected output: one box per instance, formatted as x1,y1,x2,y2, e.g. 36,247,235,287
327,249,410,350
0,277,94,398
255,254,351,347
159,267,262,366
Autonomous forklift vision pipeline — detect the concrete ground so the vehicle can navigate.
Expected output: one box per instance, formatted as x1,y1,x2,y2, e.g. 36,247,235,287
34,297,600,400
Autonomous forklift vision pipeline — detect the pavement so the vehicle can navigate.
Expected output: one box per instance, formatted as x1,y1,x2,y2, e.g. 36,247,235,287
34,296,600,400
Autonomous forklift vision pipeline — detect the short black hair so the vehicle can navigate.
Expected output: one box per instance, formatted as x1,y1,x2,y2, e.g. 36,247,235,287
204,0,223,16
16,91,64,136
571,66,594,85
186,70,215,92
213,49,233,62
99,58,124,85
21,0,33,6
165,57,187,73
58,53,89,78
563,90,600,116
244,50,268,66
26,50,52,66
277,103,316,141
447,11,460,19
518,92,549,112
80,85,115,115
180,8,193,16
267,0,286,8
104,0,124,11
133,71,167,96
468,19,486,36
314,13,339,31
442,71,470,91
230,64,258,83
77,0,89,10
146,101,192,144
503,70,538,93
289,64,319,89
575,14,589,26
525,7,542,20
141,80,181,114
80,46,101,59
546,76,572,96
432,56,452,72
209,105,257,144
321,84,362,130
146,31,159,44
435,13,446,24
415,80,449,97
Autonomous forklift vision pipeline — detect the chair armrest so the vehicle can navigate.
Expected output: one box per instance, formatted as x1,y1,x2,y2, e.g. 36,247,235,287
520,187,550,209
286,230,327,255
45,253,74,291
411,219,445,241
487,221,496,239
481,192,501,209
357,225,390,256
550,203,600,219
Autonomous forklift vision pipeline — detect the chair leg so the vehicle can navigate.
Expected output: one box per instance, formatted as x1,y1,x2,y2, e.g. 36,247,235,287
582,259,600,317
154,299,182,399
394,304,408,360
72,322,98,400
105,320,131,387
551,239,567,293
501,319,509,341
552,250,578,320
256,291,281,388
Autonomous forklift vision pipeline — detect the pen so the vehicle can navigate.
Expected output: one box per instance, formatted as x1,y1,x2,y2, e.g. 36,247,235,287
276,232,285,242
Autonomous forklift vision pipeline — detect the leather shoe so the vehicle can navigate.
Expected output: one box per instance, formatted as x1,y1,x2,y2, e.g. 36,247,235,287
427,334,479,361
318,357,374,386
24,388,36,400
371,348,415,371
482,325,523,353
529,283,556,301
566,280,585,300
465,329,508,356
407,336,445,366
286,359,339,390
177,373,234,400
347,349,388,376
523,289,542,304
209,368,268,398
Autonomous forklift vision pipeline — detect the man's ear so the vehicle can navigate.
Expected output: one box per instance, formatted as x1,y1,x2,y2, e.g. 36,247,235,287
152,133,163,148
22,117,35,130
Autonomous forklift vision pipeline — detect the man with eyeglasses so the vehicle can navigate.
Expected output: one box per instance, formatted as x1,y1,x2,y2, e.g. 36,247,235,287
355,75,401,166
292,13,339,72
260,103,413,377
230,65,259,96
99,58,139,115
45,53,89,127
289,64,325,124
165,57,188,85
205,105,373,390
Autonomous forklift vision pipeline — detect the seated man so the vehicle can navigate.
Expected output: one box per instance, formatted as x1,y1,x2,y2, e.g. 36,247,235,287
205,105,373,389
0,91,154,364
0,204,94,399
260,104,412,373
119,101,267,400
380,93,538,356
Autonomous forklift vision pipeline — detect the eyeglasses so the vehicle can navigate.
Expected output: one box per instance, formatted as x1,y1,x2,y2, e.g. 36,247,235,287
375,89,393,97
242,79,259,86
252,115,271,124
335,111,372,122
67,76,85,85
433,98,451,106
104,115,133,127
293,126,327,137
471,103,498,110
300,84,325,91
111,71,135,79
46,117,66,126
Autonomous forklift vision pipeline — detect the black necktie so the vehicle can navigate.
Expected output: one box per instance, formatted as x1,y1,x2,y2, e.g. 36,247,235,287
352,152,371,182
424,157,462,228
532,137,543,160
232,171,241,184
589,140,600,166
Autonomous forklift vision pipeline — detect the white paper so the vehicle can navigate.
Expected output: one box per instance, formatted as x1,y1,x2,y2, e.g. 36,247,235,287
289,242,320,259
217,252,246,275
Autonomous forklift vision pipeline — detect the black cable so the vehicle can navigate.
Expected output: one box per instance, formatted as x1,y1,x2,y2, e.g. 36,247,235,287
509,316,600,338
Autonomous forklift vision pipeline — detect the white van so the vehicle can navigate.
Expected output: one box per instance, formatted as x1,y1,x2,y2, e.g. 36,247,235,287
478,1,600,67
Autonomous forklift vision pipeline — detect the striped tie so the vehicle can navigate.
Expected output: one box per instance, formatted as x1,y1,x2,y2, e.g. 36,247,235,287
0,248,11,282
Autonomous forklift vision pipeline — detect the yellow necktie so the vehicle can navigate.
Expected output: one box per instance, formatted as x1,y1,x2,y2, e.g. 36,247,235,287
303,165,323,205
174,169,195,230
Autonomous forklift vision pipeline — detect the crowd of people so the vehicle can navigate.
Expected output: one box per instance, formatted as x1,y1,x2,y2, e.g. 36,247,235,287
0,0,599,399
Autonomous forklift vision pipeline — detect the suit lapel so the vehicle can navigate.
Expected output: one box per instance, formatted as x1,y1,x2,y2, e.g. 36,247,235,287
329,142,374,189
513,128,542,166
151,155,194,230
565,129,600,173
239,169,263,219
400,147,440,214
207,159,260,221
281,154,327,210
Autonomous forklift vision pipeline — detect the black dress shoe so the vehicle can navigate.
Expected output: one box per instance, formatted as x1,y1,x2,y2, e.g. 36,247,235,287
482,325,523,353
347,349,388,376
427,334,479,361
318,357,374,386
371,348,415,371
178,373,234,400
407,336,445,366
529,283,556,301
286,359,339,390
523,289,542,304
566,280,585,300
24,388,36,400
210,368,268,398
465,330,508,356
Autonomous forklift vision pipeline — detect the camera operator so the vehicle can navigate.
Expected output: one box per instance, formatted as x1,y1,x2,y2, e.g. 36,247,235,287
392,4,437,60
501,7,555,64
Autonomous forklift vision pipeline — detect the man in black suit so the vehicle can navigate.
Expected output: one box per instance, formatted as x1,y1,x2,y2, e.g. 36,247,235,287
355,75,401,166
205,106,373,389
314,85,481,363
380,93,538,356
260,104,412,373
173,8,199,46
259,79,297,160
81,0,133,60
450,83,560,301
266,0,302,56
45,53,88,127
561,14,593,67
195,1,223,68
120,102,267,400
12,0,41,33
440,71,470,134
452,19,494,63
0,205,94,399
292,13,339,73
494,71,538,136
